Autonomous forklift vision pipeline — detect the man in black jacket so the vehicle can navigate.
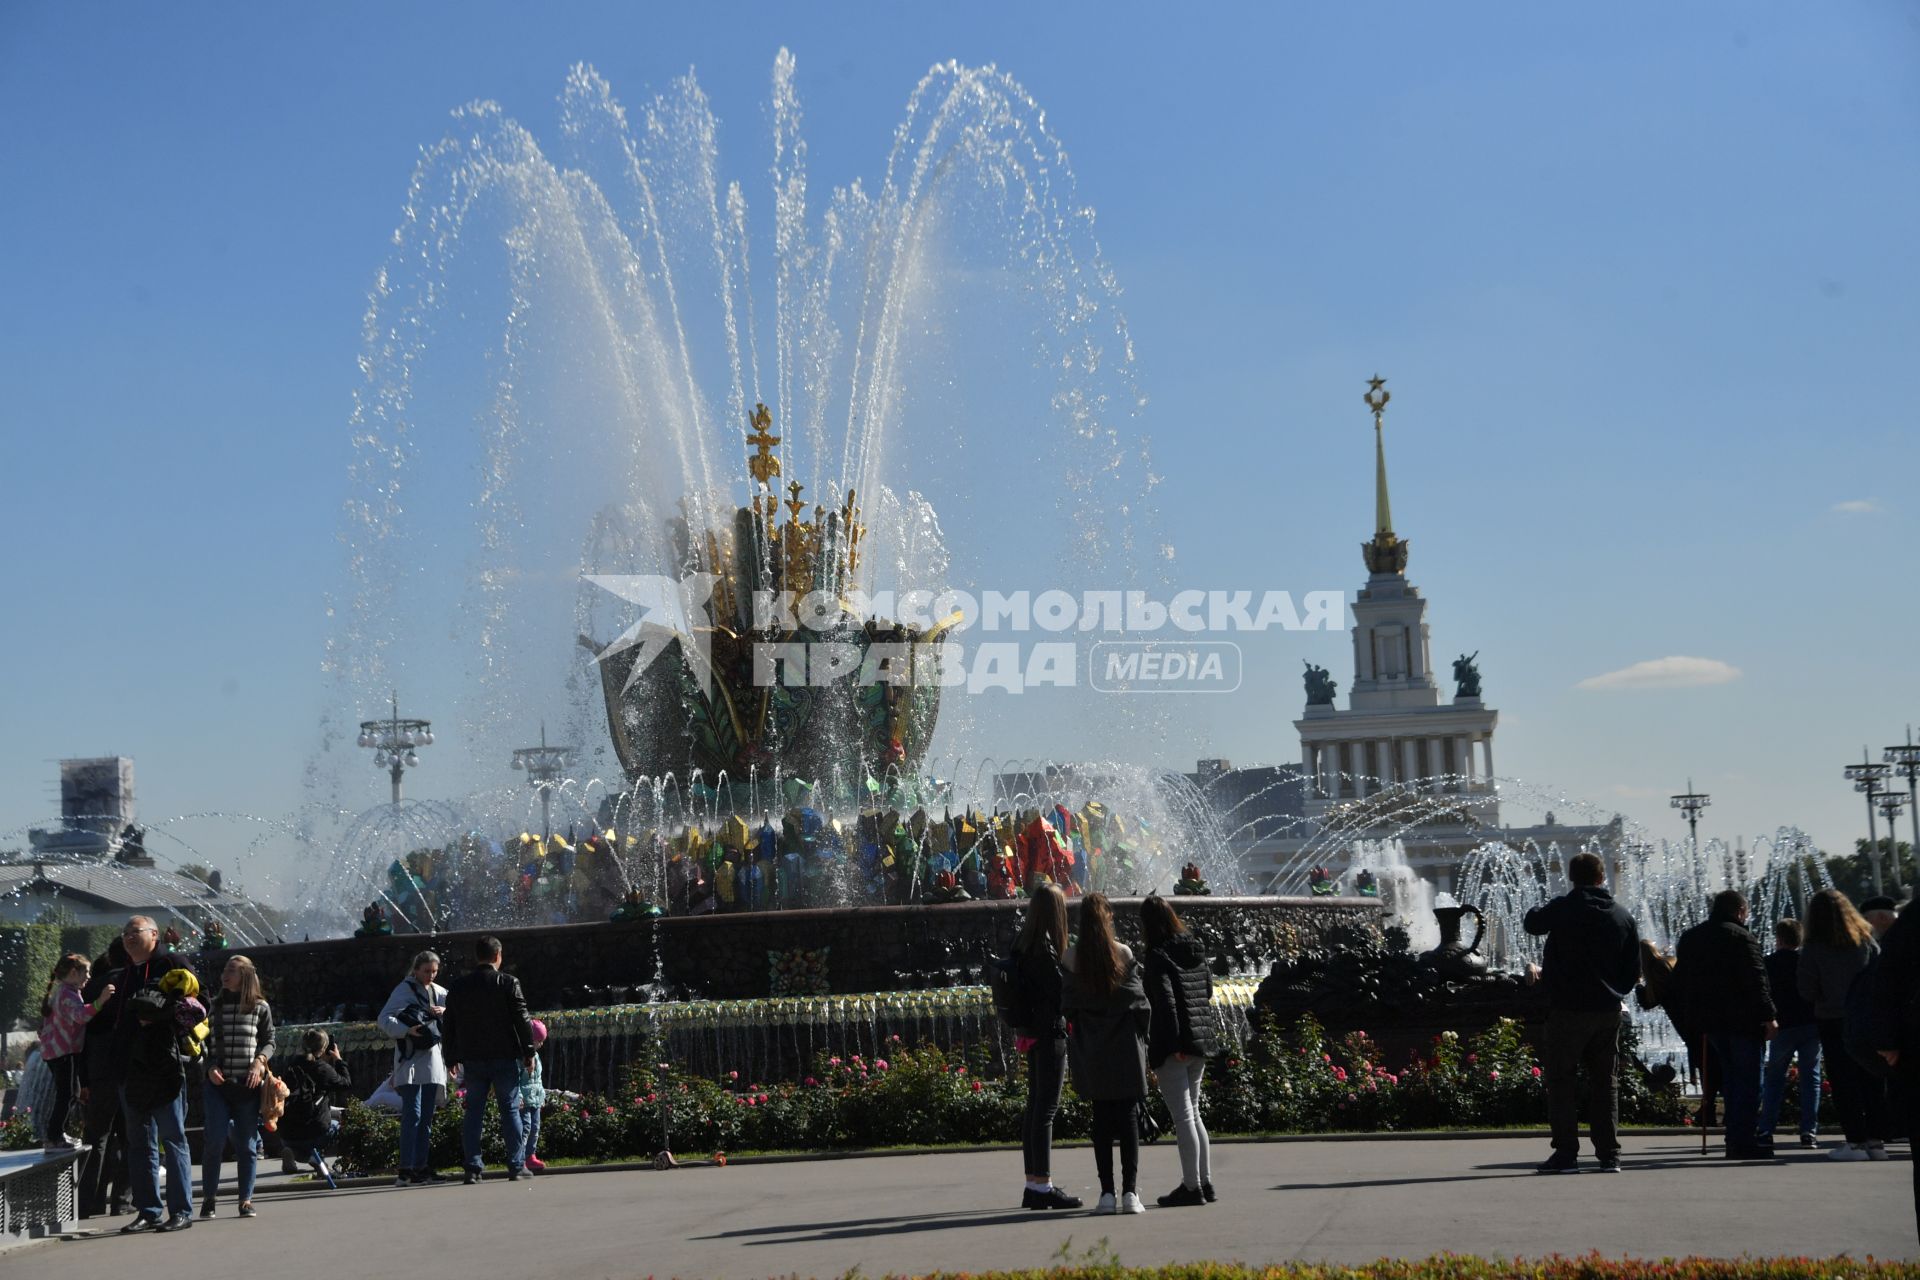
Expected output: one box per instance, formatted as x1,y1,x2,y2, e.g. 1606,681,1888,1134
1675,890,1777,1159
441,936,535,1183
107,917,197,1232
1523,852,1641,1173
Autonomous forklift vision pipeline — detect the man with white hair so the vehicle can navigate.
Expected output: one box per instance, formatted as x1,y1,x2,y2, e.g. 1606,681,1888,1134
108,916,196,1234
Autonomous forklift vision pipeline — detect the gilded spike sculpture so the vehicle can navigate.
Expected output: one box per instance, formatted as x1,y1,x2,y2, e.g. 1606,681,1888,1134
583,404,951,781
1361,375,1410,575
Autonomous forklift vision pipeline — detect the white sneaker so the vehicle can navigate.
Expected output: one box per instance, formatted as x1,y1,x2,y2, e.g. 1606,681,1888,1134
1094,1192,1117,1215
1120,1192,1146,1214
1828,1143,1869,1162
1866,1142,1890,1161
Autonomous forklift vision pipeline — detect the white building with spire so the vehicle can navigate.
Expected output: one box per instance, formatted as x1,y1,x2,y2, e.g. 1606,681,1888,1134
1261,379,1616,892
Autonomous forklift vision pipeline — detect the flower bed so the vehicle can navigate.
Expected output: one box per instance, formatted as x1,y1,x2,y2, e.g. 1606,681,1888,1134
313,1015,1690,1172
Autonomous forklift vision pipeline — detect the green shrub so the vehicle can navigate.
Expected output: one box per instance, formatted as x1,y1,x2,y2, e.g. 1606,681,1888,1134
332,1016,1688,1171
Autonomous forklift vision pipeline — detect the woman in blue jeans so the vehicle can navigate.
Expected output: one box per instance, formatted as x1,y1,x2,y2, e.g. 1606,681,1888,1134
377,950,448,1185
201,955,274,1219
1758,918,1821,1147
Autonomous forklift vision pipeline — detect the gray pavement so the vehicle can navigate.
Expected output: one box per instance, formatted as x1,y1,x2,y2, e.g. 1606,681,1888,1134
15,1136,1915,1279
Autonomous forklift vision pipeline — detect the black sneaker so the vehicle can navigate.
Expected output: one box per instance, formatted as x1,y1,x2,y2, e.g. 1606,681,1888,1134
120,1213,162,1235
237,1202,257,1219
413,1169,451,1185
1536,1151,1580,1174
395,1170,416,1188
507,1166,526,1182
1596,1156,1622,1173
199,1199,217,1219
156,1210,194,1232
1022,1186,1083,1211
1201,1181,1217,1203
462,1168,483,1185
1156,1183,1207,1208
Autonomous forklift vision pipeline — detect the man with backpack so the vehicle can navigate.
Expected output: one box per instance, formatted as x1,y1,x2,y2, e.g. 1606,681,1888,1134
109,917,198,1234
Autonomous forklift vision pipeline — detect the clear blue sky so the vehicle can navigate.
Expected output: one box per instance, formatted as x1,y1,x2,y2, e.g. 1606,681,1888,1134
2,3,1916,889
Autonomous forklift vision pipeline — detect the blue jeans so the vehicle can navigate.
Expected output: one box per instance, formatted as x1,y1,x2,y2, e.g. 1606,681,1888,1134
1705,1029,1765,1150
201,1082,262,1202
121,1087,191,1219
396,1083,439,1171
521,1103,541,1161
459,1059,525,1172
1758,1023,1821,1139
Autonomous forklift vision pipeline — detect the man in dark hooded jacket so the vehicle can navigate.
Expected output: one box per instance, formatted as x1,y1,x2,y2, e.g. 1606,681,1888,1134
1676,889,1777,1159
1523,852,1640,1172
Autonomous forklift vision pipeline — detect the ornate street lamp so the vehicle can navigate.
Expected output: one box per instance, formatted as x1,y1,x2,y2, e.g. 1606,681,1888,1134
358,692,433,806
512,722,575,840
1670,779,1710,849
1874,788,1909,898
1671,780,1711,899
1845,747,1892,897
1884,727,1920,897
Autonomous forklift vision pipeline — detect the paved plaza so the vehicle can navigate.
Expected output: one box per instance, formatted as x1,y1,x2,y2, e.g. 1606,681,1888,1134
14,1136,1916,1278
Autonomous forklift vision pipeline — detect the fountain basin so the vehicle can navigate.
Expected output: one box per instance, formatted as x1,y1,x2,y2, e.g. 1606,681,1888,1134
231,895,1383,1024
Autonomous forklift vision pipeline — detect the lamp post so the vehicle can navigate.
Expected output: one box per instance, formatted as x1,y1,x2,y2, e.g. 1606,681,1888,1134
1875,788,1909,898
1845,747,1892,898
1884,727,1920,897
511,722,575,841
358,692,433,806
1671,779,1711,899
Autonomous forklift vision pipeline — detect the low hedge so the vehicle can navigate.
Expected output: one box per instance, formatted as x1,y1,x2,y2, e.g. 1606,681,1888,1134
319,1015,1692,1172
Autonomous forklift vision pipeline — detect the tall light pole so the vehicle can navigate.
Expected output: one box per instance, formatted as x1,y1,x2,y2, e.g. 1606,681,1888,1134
1884,727,1920,897
512,722,575,841
1671,780,1711,899
1875,788,1909,898
358,692,433,805
1844,747,1892,897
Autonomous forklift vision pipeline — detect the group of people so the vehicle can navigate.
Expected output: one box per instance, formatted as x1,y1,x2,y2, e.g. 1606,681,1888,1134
33,916,348,1232
1525,853,1920,1235
29,916,550,1235
371,937,547,1186
1003,888,1221,1214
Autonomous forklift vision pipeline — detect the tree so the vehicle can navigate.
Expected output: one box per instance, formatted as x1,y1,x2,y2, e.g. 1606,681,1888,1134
1822,837,1914,902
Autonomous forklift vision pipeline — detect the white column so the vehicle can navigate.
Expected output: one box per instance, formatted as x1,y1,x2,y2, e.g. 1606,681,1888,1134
1457,735,1474,786
1482,737,1495,784
1400,739,1417,788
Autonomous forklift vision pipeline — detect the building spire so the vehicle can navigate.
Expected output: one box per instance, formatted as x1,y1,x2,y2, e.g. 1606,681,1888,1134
1361,375,1410,575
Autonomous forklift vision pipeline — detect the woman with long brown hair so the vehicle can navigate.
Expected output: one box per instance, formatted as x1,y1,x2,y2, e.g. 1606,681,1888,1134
1011,883,1079,1210
1064,891,1151,1214
1142,894,1219,1205
201,953,274,1218
1799,888,1885,1160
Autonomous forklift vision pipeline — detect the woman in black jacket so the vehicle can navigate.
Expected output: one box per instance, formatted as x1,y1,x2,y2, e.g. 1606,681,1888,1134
1013,883,1079,1210
1142,895,1218,1206
1065,891,1151,1215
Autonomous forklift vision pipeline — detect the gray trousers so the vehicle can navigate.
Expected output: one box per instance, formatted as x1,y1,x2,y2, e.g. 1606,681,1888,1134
1545,1007,1622,1158
1156,1054,1211,1189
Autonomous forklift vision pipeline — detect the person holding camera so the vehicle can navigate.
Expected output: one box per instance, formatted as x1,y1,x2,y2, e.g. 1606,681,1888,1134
441,936,536,1183
377,950,449,1186
277,1029,352,1188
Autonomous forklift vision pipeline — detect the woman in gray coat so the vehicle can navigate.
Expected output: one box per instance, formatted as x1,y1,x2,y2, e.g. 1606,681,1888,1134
1799,890,1886,1160
1064,892,1151,1215
376,950,449,1185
